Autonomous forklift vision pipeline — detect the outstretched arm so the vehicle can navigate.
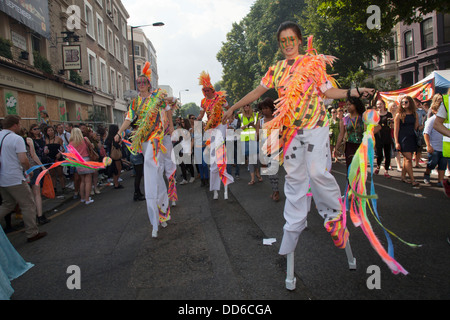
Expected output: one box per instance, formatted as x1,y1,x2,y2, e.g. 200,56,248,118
324,87,375,100
434,115,450,138
223,85,268,122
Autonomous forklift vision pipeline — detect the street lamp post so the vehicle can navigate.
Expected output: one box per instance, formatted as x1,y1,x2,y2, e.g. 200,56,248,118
131,22,164,90
179,89,189,105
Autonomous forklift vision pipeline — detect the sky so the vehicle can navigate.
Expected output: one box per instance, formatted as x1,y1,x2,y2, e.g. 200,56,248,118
121,0,256,106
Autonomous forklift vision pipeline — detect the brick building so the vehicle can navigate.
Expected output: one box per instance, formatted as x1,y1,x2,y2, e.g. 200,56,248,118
368,12,450,88
0,0,133,129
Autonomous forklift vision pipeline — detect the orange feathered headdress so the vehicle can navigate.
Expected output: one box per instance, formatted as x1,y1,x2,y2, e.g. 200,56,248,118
141,61,152,82
199,71,215,95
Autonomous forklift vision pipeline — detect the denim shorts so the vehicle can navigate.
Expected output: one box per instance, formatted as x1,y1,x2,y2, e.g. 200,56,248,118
427,151,448,171
130,152,144,166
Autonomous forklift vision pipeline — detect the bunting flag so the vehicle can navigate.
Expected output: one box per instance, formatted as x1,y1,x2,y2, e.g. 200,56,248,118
26,145,111,186
378,79,434,106
345,109,421,275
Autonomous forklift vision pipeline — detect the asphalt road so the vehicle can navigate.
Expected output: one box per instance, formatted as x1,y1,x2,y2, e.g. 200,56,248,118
5,159,450,302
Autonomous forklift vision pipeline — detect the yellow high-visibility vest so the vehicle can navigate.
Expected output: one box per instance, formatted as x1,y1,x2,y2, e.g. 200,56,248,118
239,113,258,142
442,95,450,157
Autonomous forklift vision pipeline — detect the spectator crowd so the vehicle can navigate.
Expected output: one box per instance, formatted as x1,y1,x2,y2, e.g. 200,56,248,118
1,92,449,240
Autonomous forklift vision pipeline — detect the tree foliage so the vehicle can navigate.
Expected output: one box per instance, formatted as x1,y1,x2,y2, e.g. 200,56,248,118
317,0,450,41
217,0,447,101
299,0,393,82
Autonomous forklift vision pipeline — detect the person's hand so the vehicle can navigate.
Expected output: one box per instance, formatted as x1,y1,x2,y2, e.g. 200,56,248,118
427,145,434,154
114,134,121,143
395,143,401,151
357,88,376,99
222,109,234,124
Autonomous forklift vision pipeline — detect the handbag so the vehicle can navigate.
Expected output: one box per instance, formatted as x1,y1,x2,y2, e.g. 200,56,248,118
42,173,55,199
414,130,424,148
110,144,122,161
85,138,99,161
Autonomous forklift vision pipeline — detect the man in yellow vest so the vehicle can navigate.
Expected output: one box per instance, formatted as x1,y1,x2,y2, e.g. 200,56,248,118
433,93,450,198
239,104,262,184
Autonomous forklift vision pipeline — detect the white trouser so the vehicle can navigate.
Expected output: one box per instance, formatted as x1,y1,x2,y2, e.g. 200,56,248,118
142,140,169,231
161,135,177,179
279,126,342,255
209,124,234,191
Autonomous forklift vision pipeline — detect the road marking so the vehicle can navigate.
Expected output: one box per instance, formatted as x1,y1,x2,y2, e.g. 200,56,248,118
332,170,426,199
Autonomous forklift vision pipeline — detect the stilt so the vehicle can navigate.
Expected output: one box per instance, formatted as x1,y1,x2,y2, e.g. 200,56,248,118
285,252,296,290
224,185,228,200
345,240,357,270
213,190,219,200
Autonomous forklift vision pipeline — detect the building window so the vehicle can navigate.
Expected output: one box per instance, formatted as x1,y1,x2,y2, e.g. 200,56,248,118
123,45,129,68
99,58,108,93
31,34,41,54
110,68,116,96
423,65,434,78
121,20,127,39
401,72,414,87
96,14,105,48
87,49,97,87
113,7,119,28
136,64,142,77
115,35,121,62
84,1,95,39
389,34,397,62
404,31,413,58
444,14,450,43
134,44,140,57
421,18,433,50
117,73,123,99
107,27,114,55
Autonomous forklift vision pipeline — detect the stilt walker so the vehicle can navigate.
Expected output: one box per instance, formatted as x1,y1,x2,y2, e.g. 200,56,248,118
223,21,380,290
115,62,178,238
197,71,234,199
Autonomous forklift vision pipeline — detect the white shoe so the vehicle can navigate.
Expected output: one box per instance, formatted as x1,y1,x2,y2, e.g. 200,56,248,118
180,179,188,185
152,229,158,238
85,198,94,205
189,177,195,183
213,190,219,200
94,187,101,194
161,221,167,228
171,201,176,207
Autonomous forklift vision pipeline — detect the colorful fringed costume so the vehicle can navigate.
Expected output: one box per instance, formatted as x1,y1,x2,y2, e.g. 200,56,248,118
161,108,178,203
199,71,234,189
345,109,419,275
27,145,111,185
125,62,176,229
260,36,347,255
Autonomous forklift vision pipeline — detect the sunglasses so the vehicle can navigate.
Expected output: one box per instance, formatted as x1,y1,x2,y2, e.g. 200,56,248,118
401,101,409,104
137,79,149,85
